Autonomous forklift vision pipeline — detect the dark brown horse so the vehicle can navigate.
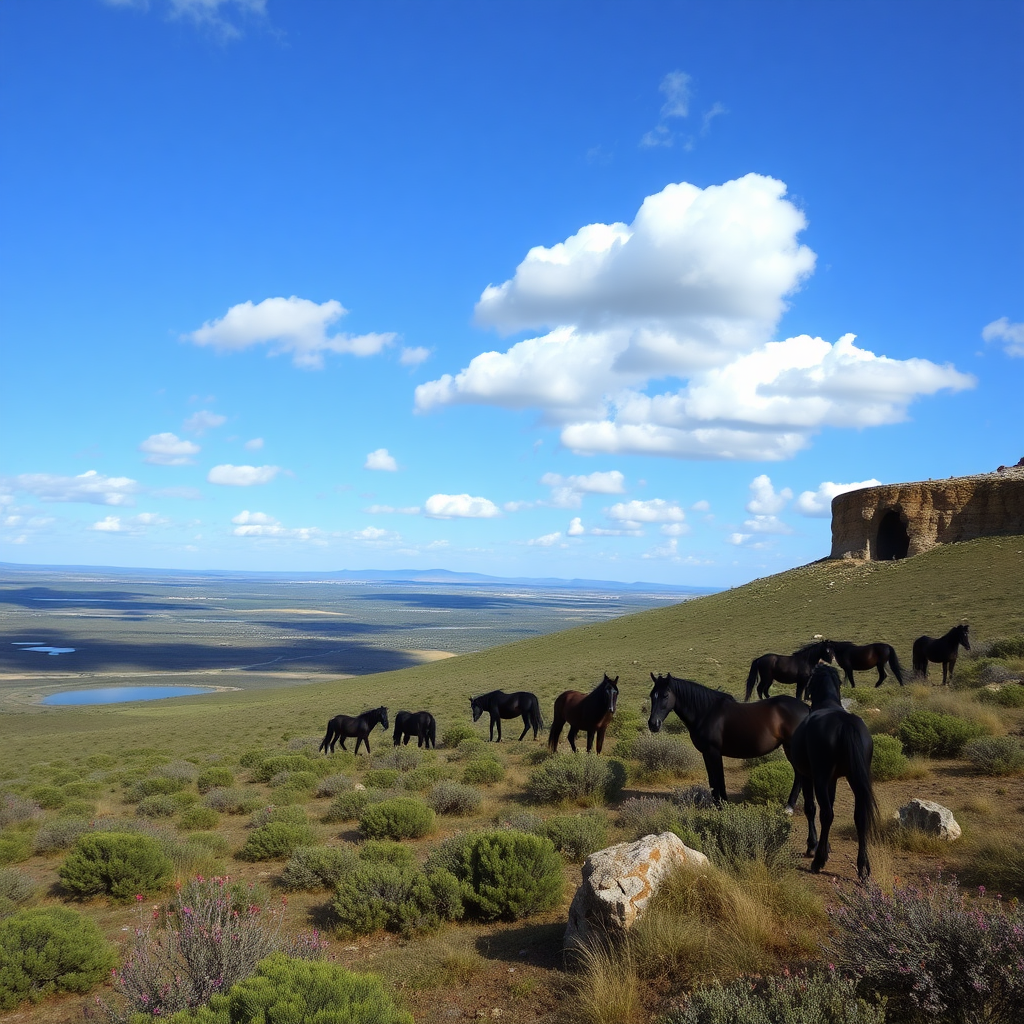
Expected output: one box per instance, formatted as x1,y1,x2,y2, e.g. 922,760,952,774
913,624,970,685
648,672,809,807
789,664,877,879
548,674,619,754
745,640,835,701
831,640,904,688
319,706,388,754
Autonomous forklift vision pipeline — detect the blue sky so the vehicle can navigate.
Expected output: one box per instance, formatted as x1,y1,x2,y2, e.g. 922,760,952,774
1,0,1021,587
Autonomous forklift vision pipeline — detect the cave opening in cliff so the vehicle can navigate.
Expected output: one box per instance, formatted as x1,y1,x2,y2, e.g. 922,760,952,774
876,508,910,560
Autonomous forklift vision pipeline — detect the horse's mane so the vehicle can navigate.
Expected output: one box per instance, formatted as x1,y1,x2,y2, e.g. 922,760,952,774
665,674,735,713
794,640,829,658
807,665,843,707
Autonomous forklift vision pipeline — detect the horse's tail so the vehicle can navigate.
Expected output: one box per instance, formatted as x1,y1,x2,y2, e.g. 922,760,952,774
744,659,760,701
427,717,436,748
845,722,878,838
912,639,927,675
392,720,402,745
548,698,565,753
531,697,544,733
318,721,334,754
888,646,904,685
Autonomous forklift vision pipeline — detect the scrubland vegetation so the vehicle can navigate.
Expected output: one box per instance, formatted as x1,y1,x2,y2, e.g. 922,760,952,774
1,536,1023,1021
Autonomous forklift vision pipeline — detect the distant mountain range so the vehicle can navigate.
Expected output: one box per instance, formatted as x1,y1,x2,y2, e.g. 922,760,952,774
0,561,718,595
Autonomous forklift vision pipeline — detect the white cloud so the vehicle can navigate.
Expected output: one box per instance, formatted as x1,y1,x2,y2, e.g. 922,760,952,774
207,464,280,486
244,437,264,451
231,510,322,542
540,469,625,507
982,317,1024,358
794,479,883,517
423,494,501,519
166,0,267,41
133,512,168,526
743,515,792,535
186,296,396,370
139,432,199,466
701,102,728,135
567,517,585,536
364,504,421,515
92,516,122,532
643,538,679,560
607,498,686,524
183,410,226,435
661,522,690,536
231,510,275,525
745,475,792,515
640,71,692,147
528,531,563,546
400,346,431,366
417,175,974,461
7,470,140,507
590,526,644,537
727,532,751,546
91,512,168,534
364,448,398,472
691,499,711,512
353,526,390,541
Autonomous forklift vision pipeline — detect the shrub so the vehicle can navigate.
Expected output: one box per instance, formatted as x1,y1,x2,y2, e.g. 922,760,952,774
376,747,421,772
237,822,318,862
280,845,358,892
871,734,910,781
186,832,229,855
402,764,451,792
61,780,102,799
495,810,544,834
428,781,482,816
196,767,235,794
955,838,1024,900
268,770,318,792
451,737,486,761
427,830,563,921
671,785,718,809
0,907,116,1009
177,806,220,831
332,860,463,937
314,773,351,798
136,794,179,818
109,877,328,1018
462,757,505,785
250,755,318,784
685,804,793,869
0,794,40,829
238,749,267,769
988,635,1024,659
827,876,1024,1024
359,798,435,840
202,787,263,815
0,869,35,919
898,710,986,758
153,760,200,784
359,841,414,867
59,831,173,900
963,736,1024,775
525,754,625,806
250,804,308,829
542,811,608,863
28,785,66,810
617,796,681,838
744,761,795,804
0,830,33,866
627,732,702,777
323,790,371,823
974,685,1024,708
441,723,476,748
664,970,886,1024
126,777,188,802
364,769,401,790
160,953,412,1024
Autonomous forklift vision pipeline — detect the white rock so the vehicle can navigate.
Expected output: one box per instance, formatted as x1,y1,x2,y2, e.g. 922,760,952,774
564,832,709,949
895,798,961,841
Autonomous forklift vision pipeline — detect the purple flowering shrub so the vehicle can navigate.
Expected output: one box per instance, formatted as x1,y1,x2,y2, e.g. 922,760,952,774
826,876,1024,1024
106,876,326,1021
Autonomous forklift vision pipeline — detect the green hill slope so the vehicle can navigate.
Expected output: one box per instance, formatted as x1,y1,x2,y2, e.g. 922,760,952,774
2,536,1021,770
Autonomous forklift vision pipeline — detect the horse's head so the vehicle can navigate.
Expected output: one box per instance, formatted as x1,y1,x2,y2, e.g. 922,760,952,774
959,624,971,650
379,706,389,730
807,664,843,707
600,674,619,715
648,672,674,732
470,696,483,722
820,639,835,664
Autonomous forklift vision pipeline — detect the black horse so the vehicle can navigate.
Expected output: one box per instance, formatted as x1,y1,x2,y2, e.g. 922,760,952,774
470,690,543,742
648,672,809,808
830,640,904,688
913,624,970,685
393,710,436,748
548,674,619,754
745,640,835,701
789,664,877,879
318,706,388,754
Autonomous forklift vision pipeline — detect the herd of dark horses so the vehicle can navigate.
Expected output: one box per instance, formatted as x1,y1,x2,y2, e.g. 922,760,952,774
317,622,971,881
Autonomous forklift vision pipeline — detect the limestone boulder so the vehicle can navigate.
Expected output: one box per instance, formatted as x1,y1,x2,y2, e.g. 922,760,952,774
895,798,961,841
564,832,708,949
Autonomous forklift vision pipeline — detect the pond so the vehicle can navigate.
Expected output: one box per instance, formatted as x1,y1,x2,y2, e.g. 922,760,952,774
41,686,218,706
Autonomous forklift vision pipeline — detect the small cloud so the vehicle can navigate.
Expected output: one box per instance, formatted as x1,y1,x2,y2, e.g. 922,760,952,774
743,514,792,535
701,101,728,136
353,526,390,541
659,70,692,119
91,516,122,532
365,448,398,472
691,499,711,512
132,512,168,526
541,470,626,508
567,517,585,536
503,500,536,512
184,410,226,435
640,124,674,149
400,346,431,367
364,504,421,515
528,531,563,546
607,498,685,524
207,464,280,486
643,538,679,560
231,509,322,542
794,479,882,517
745,475,792,515
244,437,264,451
424,494,501,519
661,522,690,536
982,317,1024,358
139,432,200,466
7,470,140,507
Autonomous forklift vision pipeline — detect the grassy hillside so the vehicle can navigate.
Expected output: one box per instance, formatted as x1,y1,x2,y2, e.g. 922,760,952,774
2,535,1021,774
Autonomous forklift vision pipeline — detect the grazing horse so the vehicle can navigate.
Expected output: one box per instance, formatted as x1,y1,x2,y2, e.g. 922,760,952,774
789,664,877,879
318,706,388,755
548,674,619,754
393,710,436,748
745,640,835,702
913,624,970,685
648,672,809,808
470,690,543,742
831,640,904,688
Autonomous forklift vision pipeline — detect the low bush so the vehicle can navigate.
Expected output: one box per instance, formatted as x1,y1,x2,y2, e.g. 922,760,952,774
250,755,317,784
871,734,910,781
196,767,235,794
963,736,1024,775
314,773,351,798
27,785,66,810
126,776,188,802
627,732,702,777
988,635,1024,659
427,829,563,921
185,832,229,855
153,760,200,784
541,811,608,863
685,803,793,869
898,710,986,758
359,798,435,840
136,794,179,818
0,907,116,1009
441,723,476,748
525,754,625,806
451,737,486,761
974,684,1024,708
359,840,414,866
376,747,421,772
743,761,794,804
250,804,308,829
237,822,319,862
955,838,1024,900
665,970,886,1024
177,806,220,831
0,795,41,829
34,820,93,859
427,781,482,816
238,749,268,770
159,953,412,1024
59,831,173,900
495,810,544,834
280,845,358,891
0,868,35,919
61,780,102,800
827,876,1024,1024
403,764,451,792
462,757,505,785
617,796,681,838
268,771,318,795
0,830,34,866
323,790,372,823
202,787,263,815
364,769,401,790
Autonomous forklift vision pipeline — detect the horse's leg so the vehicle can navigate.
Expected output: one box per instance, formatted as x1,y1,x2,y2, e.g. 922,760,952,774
495,715,503,742
585,729,595,753
853,784,872,880
845,666,856,687
518,715,530,742
783,753,802,814
489,714,497,741
802,777,818,858
595,727,606,754
567,726,579,753
875,662,886,687
810,777,834,873
340,738,348,751
702,751,727,804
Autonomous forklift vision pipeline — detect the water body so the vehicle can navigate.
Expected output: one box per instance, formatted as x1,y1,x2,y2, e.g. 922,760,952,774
41,686,217,706
14,645,76,656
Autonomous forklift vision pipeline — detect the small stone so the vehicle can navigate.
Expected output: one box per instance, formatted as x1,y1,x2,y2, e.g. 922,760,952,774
353,782,366,791
896,798,961,840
